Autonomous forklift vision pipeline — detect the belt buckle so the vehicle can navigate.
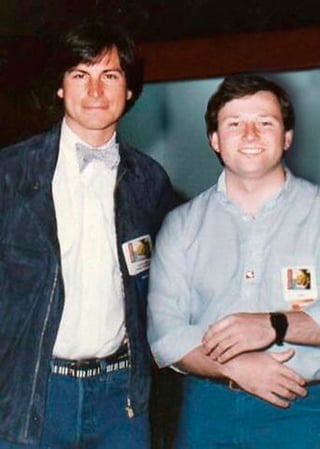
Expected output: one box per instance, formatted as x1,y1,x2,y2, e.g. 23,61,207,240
228,379,242,391
69,361,80,369
70,360,99,378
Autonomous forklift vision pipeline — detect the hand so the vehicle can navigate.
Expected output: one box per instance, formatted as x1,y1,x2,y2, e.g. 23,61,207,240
222,350,307,408
202,312,276,362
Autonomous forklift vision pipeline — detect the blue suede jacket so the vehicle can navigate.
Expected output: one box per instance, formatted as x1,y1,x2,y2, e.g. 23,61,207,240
0,124,176,444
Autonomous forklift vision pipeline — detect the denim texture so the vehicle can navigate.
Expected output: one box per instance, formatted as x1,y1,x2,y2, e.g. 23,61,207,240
0,124,176,444
0,369,150,449
174,376,320,449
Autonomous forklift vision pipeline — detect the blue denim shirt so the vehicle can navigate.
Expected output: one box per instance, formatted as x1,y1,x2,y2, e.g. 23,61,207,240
148,170,320,381
0,124,176,444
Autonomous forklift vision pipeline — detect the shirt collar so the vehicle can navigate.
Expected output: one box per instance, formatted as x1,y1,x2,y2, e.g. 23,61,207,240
59,119,119,175
216,166,293,216
61,119,117,150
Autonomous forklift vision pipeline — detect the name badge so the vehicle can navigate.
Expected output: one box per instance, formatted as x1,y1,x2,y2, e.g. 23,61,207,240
282,266,317,309
122,235,153,276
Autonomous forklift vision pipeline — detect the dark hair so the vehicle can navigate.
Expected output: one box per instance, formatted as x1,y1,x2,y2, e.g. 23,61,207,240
205,73,295,137
46,18,143,118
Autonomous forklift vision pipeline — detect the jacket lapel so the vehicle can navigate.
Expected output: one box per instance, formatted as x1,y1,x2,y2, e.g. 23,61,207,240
16,125,61,251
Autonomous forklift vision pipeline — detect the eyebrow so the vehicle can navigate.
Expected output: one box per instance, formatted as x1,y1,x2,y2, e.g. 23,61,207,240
221,113,281,120
66,66,124,74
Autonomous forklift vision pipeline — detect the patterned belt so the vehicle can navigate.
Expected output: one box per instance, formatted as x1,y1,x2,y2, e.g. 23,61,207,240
51,345,129,378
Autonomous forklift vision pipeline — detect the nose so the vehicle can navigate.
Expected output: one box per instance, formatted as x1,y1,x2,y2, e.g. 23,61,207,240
87,78,103,98
243,122,259,140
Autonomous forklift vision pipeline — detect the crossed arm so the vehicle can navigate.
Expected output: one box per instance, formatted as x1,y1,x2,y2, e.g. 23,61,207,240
148,210,320,409
202,310,320,362
176,342,307,408
175,310,320,408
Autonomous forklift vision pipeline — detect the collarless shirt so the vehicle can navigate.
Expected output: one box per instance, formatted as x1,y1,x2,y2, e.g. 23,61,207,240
148,169,320,381
52,120,125,359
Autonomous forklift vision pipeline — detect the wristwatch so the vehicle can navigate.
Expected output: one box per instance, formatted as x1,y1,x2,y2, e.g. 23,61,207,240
269,312,288,346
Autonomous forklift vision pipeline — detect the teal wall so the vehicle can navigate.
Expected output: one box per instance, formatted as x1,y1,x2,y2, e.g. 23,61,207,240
120,69,320,199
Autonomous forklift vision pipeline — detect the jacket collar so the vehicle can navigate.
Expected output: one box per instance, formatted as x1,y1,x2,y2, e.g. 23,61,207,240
17,123,145,197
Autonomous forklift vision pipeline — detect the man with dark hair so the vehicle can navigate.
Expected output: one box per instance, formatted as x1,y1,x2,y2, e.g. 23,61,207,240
45,20,143,121
205,72,295,136
0,19,176,449
148,73,320,448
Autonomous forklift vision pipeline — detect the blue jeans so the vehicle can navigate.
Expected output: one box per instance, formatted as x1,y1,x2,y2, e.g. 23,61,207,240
0,368,150,449
174,376,320,449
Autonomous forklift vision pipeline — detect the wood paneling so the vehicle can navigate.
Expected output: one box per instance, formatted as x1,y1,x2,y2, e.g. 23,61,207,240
139,27,320,82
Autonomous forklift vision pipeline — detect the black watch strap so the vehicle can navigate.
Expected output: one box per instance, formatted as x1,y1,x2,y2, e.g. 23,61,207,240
269,312,288,346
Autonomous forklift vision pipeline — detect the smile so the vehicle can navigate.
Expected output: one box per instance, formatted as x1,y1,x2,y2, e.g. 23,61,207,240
240,148,264,155
83,106,108,110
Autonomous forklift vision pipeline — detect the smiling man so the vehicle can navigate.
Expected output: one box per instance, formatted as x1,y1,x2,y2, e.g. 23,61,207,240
148,73,320,448
0,19,176,449
57,46,132,145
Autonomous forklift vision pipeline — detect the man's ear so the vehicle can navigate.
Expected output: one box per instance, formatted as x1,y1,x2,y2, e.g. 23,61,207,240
284,129,293,152
126,89,133,101
57,88,64,99
210,132,220,154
